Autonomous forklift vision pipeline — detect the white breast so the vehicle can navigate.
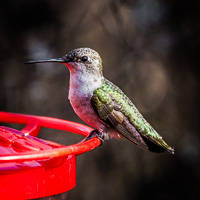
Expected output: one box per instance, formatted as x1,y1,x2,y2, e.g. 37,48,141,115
68,69,103,128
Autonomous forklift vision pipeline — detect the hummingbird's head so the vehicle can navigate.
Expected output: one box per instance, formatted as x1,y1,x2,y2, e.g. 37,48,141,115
25,47,103,76
63,48,103,75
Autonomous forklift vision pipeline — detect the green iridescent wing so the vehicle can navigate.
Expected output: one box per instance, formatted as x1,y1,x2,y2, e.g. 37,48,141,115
91,78,174,154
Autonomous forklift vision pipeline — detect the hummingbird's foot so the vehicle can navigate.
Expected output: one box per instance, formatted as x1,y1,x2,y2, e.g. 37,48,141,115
85,129,104,145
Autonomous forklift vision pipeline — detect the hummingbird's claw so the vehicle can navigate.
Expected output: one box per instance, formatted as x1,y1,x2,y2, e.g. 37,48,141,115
87,129,99,139
85,129,104,146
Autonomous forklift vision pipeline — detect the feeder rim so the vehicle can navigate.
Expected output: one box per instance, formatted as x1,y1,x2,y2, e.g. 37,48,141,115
0,111,101,163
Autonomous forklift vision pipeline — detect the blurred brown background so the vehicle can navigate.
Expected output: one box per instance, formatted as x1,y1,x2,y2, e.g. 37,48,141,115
0,0,199,200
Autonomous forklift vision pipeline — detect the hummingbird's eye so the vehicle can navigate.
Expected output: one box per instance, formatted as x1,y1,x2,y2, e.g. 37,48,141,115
81,56,88,62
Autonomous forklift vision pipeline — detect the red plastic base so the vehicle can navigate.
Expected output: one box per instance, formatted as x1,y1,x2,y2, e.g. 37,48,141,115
0,155,76,199
0,112,101,199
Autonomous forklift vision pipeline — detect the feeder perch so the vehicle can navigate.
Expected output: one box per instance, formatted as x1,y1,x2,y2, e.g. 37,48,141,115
0,111,101,199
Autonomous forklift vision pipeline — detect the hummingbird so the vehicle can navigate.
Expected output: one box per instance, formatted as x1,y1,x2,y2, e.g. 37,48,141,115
25,48,174,154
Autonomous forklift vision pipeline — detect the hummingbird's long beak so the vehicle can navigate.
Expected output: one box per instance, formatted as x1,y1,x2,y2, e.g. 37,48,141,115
24,57,67,64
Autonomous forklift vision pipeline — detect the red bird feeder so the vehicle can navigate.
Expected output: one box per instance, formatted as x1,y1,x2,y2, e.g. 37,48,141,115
0,111,101,199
